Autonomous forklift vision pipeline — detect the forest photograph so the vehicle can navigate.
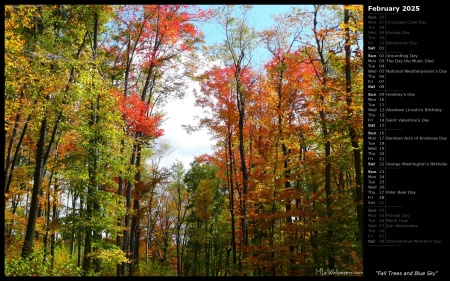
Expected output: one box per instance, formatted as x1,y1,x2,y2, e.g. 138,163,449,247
4,4,364,276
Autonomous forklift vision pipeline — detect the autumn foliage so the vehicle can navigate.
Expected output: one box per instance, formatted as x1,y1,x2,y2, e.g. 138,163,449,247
5,4,363,277
115,91,164,138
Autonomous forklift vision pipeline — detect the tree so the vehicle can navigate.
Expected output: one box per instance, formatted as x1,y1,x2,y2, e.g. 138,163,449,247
260,9,310,274
168,160,189,276
183,160,228,276
16,4,92,260
6,5,129,274
105,5,206,275
207,6,259,273
342,4,364,247
192,65,241,273
5,4,363,277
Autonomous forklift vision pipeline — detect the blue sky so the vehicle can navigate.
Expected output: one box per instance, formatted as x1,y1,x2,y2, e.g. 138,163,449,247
160,5,314,170
198,5,311,68
199,5,308,44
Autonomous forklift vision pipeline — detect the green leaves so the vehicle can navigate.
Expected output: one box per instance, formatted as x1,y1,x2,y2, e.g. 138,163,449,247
5,5,363,276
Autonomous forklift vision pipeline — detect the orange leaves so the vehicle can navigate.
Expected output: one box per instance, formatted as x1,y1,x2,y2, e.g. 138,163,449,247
116,92,164,138
197,67,236,112
58,130,82,158
196,65,260,132
118,5,202,52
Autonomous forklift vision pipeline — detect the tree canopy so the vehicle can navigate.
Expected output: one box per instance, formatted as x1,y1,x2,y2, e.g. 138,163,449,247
4,4,363,276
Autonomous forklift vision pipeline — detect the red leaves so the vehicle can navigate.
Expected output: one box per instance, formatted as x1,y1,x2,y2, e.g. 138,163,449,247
195,153,214,164
116,92,164,138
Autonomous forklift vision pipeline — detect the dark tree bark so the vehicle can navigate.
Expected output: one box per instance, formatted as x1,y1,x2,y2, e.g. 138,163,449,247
344,5,364,247
226,127,237,269
310,6,334,270
21,16,87,259
129,145,142,276
21,116,48,259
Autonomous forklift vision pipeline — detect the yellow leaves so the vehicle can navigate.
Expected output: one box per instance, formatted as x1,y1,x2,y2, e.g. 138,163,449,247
5,210,28,233
36,216,46,233
340,5,364,35
339,22,358,34
344,5,363,13
193,178,214,221
5,6,36,56
92,247,130,264
8,166,34,192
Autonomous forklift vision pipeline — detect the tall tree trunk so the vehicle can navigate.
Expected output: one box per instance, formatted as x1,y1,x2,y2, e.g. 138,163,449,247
181,224,188,276
225,245,231,276
226,128,237,270
236,78,249,248
129,143,142,275
43,143,60,264
117,175,124,276
344,5,363,247
77,195,84,267
50,180,58,269
21,24,86,259
312,7,334,270
121,143,137,275
145,192,154,263
5,98,36,195
130,197,140,275
270,187,276,276
82,186,93,275
4,91,24,194
84,14,101,273
21,116,47,259
43,176,52,262
92,13,102,273
176,226,181,276
276,66,295,274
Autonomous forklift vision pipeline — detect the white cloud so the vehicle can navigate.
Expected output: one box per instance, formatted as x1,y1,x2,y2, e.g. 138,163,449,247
159,78,214,170
157,44,223,171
